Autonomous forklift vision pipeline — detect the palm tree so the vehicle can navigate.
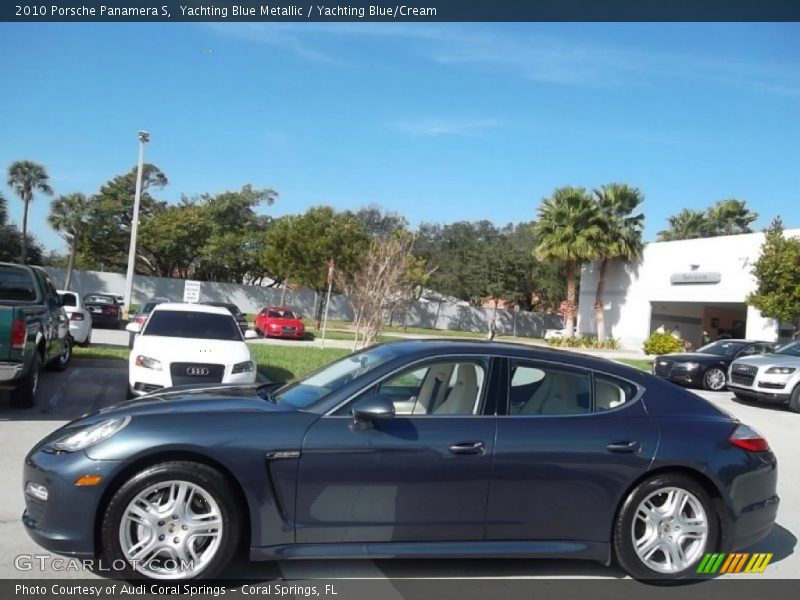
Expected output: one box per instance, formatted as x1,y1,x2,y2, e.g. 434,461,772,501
706,199,758,236
0,191,7,225
7,160,53,263
592,184,645,343
48,193,90,289
657,208,709,241
533,187,604,337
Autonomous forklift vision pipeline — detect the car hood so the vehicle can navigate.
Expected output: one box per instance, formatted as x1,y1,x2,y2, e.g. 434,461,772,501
132,335,250,363
656,352,728,363
93,384,290,420
733,354,800,367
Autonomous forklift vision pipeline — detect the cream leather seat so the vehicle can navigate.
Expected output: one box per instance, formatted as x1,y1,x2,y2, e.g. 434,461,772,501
435,363,479,415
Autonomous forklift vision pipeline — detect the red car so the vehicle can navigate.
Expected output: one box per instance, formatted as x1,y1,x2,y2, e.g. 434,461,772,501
255,306,306,339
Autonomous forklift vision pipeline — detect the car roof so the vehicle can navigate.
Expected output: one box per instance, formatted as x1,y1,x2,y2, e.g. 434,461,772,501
265,306,296,311
151,302,231,316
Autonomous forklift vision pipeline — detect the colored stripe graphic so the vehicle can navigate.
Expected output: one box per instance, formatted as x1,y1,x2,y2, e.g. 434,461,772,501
697,552,773,574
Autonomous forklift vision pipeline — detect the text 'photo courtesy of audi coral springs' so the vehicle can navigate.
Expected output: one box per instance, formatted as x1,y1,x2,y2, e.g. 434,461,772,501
22,340,778,581
124,303,258,398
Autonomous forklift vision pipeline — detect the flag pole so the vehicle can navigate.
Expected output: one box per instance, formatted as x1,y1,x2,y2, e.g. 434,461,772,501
320,258,334,349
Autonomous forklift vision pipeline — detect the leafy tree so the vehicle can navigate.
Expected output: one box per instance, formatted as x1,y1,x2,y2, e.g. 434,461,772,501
347,205,408,238
47,193,90,289
186,185,277,283
7,160,53,263
533,187,604,336
262,206,370,326
747,217,800,329
0,191,44,263
80,164,168,271
592,184,645,342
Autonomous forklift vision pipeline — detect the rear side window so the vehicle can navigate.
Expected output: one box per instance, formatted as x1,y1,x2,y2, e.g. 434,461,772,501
594,375,638,411
58,292,77,307
0,266,36,301
509,362,591,416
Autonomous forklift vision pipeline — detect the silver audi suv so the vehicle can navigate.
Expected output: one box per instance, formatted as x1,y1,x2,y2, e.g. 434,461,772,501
728,340,800,412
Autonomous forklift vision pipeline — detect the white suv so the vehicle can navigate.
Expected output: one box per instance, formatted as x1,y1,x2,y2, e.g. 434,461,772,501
728,340,800,412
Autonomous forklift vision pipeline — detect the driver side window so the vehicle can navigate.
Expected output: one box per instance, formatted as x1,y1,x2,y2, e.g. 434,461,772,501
338,360,488,416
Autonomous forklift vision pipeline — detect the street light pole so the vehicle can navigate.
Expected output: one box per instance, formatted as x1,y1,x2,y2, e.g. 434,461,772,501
122,131,149,320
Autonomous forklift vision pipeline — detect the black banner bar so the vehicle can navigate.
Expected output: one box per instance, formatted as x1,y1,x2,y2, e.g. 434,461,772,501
3,1,800,22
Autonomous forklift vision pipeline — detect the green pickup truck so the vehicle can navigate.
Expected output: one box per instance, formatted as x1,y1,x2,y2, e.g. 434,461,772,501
0,262,72,408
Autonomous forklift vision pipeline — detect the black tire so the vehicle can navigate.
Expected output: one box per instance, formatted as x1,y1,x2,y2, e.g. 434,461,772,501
614,473,719,581
789,385,800,414
48,336,72,372
125,384,135,400
702,367,727,391
100,461,241,580
10,352,42,409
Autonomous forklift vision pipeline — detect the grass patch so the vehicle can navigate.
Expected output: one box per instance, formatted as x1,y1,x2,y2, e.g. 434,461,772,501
248,345,349,383
73,346,130,361
616,359,653,372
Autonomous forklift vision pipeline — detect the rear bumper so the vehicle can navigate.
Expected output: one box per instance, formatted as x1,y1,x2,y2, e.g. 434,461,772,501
0,361,24,385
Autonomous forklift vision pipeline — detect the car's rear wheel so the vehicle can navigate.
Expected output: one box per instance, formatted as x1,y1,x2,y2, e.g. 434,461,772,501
614,473,718,581
101,461,240,580
10,352,41,409
703,367,727,391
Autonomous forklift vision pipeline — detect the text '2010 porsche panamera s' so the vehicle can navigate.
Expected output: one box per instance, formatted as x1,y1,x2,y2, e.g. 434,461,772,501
23,340,778,581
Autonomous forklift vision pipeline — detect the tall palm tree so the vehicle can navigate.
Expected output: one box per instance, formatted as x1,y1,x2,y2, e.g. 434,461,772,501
706,198,758,236
0,191,7,225
7,160,53,263
533,187,604,337
657,208,708,241
48,193,90,289
592,184,645,343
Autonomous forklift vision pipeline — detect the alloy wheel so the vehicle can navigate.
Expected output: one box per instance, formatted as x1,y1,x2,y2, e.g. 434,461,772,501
631,486,708,574
705,368,726,391
118,480,223,579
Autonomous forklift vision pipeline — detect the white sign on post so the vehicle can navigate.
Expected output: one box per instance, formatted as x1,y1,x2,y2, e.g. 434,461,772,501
183,280,201,303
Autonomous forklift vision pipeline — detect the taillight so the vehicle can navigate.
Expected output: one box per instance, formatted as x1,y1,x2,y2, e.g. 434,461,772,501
729,424,770,452
11,318,26,350
69,313,85,321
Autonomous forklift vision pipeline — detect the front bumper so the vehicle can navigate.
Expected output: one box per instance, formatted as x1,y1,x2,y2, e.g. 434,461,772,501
22,448,122,558
129,363,257,397
727,385,791,403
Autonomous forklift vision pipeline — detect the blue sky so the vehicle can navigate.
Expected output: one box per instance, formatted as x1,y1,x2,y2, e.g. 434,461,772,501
1,22,799,252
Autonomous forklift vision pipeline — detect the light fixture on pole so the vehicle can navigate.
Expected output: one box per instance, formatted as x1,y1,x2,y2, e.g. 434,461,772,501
122,130,149,320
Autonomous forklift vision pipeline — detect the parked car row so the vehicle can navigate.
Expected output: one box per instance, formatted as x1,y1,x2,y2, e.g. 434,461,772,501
653,338,800,412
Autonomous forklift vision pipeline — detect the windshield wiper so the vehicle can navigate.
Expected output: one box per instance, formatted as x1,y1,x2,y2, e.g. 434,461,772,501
256,382,281,403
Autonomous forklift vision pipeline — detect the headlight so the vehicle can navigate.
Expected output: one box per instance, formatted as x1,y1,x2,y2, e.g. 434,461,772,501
677,362,699,370
134,355,162,370
232,360,254,374
766,366,796,375
52,417,130,452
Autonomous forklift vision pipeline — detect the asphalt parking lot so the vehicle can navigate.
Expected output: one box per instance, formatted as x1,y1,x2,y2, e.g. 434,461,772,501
0,360,796,582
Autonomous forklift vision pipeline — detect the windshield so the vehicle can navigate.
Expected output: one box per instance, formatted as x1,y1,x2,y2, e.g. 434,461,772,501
272,344,406,409
268,309,297,319
84,294,115,304
774,341,800,357
144,310,243,341
696,341,746,357
208,303,242,316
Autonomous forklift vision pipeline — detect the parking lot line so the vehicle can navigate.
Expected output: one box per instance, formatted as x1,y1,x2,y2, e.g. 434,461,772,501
40,368,81,414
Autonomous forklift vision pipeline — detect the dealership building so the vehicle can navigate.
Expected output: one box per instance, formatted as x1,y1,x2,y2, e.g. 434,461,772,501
577,228,800,351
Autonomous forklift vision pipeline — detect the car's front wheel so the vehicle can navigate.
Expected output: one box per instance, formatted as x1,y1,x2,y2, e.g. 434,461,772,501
101,461,240,580
614,473,718,581
703,367,727,391
789,384,800,413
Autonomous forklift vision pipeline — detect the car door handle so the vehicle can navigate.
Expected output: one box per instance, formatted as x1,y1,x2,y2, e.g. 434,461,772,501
449,441,486,455
606,441,640,453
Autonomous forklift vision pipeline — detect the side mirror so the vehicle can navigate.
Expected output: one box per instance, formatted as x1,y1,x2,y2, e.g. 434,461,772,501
125,322,142,334
244,329,258,340
352,395,395,429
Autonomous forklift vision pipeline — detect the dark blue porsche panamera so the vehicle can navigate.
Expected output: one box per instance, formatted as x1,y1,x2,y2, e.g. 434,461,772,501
23,340,778,581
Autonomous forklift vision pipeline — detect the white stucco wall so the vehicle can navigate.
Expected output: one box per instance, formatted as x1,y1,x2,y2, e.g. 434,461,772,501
578,229,800,350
